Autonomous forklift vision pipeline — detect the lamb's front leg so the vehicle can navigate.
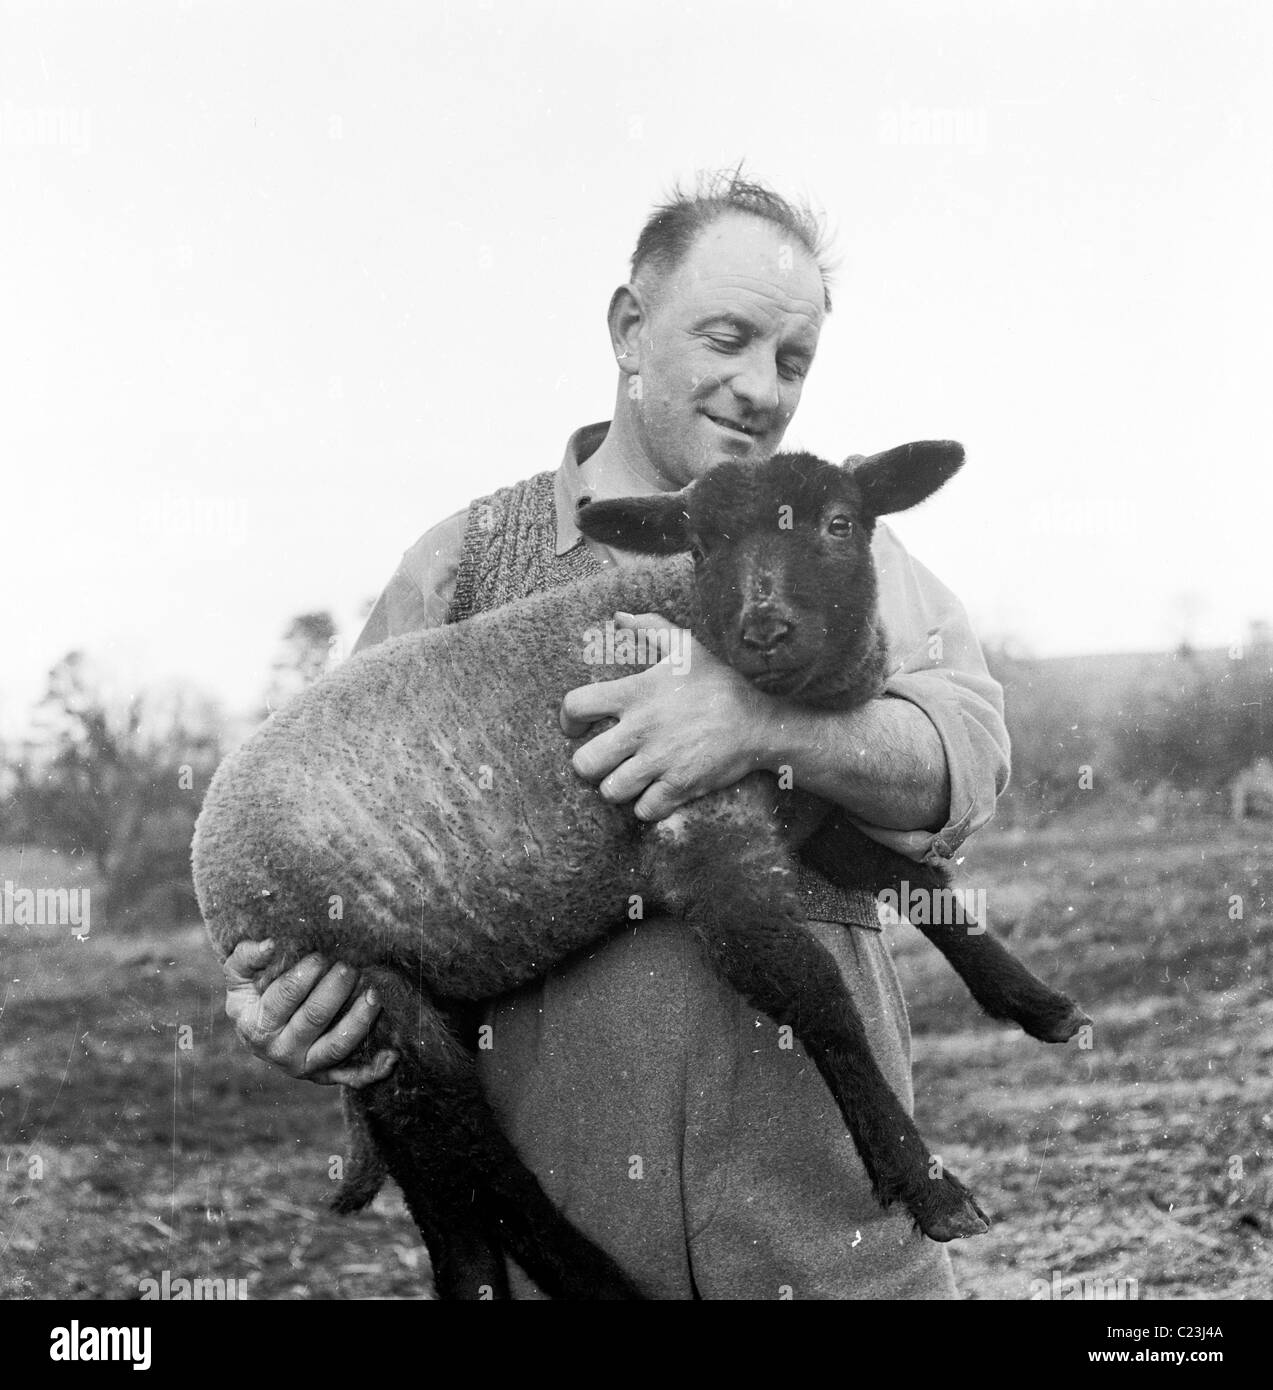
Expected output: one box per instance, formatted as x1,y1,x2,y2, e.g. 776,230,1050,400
801,816,1090,1044
641,782,989,1243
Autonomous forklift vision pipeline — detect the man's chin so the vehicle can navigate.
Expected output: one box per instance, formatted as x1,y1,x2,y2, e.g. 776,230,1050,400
687,433,766,478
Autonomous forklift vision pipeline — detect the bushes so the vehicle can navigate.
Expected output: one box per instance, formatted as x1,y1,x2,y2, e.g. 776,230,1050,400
3,652,224,923
985,635,1273,827
3,611,342,926
1115,646,1272,798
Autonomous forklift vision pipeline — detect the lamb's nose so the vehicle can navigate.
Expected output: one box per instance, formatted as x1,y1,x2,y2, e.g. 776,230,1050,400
740,614,793,653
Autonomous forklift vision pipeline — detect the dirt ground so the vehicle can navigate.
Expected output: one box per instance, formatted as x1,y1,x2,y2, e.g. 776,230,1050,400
1,816,1269,1300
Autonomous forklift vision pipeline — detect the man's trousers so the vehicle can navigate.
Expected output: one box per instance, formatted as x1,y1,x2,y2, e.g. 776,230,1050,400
477,915,959,1299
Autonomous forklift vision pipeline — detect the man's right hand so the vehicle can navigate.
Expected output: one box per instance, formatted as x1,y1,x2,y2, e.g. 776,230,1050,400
223,939,398,1087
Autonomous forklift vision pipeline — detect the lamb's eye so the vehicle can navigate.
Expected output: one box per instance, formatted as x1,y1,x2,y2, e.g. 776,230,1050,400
827,515,853,537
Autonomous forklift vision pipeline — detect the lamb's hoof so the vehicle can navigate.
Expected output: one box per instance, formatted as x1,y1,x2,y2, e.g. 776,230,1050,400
912,1175,991,1243
1026,998,1091,1044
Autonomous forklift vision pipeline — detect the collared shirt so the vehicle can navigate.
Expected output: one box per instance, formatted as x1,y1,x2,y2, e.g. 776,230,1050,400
354,422,1011,867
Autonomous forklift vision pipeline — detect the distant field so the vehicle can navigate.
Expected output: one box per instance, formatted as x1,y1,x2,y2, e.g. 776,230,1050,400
1,820,1269,1300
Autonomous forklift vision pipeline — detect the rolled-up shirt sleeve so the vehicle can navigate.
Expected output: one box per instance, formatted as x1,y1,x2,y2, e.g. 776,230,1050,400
846,521,1011,868
352,508,468,653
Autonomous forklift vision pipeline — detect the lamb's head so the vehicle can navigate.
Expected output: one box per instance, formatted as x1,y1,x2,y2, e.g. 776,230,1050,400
577,440,964,704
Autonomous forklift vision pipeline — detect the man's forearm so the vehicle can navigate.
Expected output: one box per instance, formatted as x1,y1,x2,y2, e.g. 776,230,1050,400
752,695,951,832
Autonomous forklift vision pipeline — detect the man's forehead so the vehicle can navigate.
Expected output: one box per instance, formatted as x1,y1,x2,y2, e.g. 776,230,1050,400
668,215,825,324
689,280,824,337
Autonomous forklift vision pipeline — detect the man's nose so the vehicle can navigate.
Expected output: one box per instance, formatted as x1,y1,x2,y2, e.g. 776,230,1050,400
730,353,781,414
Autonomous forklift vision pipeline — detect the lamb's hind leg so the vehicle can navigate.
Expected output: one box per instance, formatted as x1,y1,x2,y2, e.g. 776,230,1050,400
644,796,989,1243
463,1121,647,1300
349,970,643,1300
343,974,507,1299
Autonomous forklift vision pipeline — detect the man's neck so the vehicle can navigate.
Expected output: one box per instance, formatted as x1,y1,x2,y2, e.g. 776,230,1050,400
581,406,676,497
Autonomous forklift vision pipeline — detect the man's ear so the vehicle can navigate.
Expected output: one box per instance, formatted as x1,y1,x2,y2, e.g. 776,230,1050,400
848,440,965,518
608,283,646,377
576,491,693,554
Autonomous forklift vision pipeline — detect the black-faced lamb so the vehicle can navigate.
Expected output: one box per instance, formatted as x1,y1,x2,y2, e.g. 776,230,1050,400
191,440,1089,1300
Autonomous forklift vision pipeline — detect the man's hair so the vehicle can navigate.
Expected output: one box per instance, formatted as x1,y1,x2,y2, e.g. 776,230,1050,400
630,168,834,312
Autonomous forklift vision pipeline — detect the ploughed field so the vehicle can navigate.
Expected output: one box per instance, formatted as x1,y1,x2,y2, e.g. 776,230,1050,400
1,816,1268,1299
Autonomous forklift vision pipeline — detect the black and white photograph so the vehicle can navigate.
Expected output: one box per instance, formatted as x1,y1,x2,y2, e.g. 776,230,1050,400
1,0,1269,1338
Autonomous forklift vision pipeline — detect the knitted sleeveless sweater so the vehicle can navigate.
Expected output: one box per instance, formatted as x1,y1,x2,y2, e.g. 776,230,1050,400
446,470,881,928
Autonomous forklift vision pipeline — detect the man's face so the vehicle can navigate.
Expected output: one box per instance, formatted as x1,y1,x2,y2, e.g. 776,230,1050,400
627,213,826,487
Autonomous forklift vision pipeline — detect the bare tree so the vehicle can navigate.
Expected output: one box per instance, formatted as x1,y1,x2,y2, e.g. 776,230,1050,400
260,611,338,718
7,651,224,917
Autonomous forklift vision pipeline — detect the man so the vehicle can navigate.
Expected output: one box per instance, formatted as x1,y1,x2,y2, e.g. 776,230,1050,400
222,172,1010,1298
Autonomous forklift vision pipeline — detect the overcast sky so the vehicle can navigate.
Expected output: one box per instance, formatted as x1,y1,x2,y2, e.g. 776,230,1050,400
2,0,1269,735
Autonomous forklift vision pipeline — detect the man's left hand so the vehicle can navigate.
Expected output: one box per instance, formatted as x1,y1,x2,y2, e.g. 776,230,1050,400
560,610,773,821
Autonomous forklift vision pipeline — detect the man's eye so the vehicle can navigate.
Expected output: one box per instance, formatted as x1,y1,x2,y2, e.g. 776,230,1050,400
779,360,808,381
706,336,741,352
827,515,853,537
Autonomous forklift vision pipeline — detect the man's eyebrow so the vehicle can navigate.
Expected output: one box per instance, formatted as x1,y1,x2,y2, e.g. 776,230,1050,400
692,312,757,334
775,333,818,367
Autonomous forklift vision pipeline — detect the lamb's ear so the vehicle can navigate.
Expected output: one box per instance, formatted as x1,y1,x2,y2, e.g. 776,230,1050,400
849,440,965,518
575,490,694,555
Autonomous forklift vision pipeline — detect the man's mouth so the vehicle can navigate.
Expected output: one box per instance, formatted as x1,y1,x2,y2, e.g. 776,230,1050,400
705,412,763,440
